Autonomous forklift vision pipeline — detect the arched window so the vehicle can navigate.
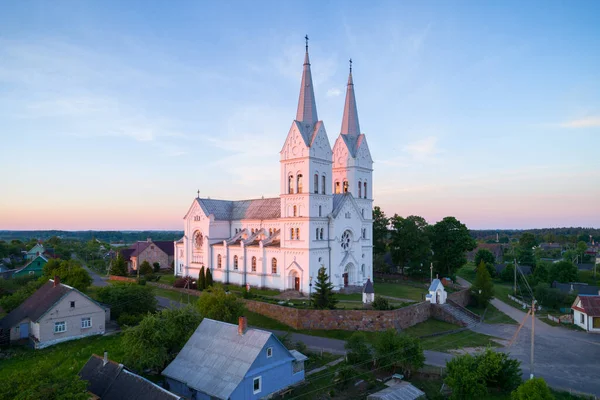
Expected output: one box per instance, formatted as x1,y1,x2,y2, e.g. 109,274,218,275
358,181,362,198
361,209,365,218
271,258,277,274
363,182,367,198
295,228,300,240
335,182,340,194
322,175,326,194
269,228,273,236
290,228,295,240
233,255,238,270
313,174,319,194
320,228,324,240
318,205,322,217
315,228,319,240
293,205,297,217
288,175,294,194
297,174,303,193
361,264,365,275
217,254,222,269
251,256,256,272
343,180,349,193
251,228,255,234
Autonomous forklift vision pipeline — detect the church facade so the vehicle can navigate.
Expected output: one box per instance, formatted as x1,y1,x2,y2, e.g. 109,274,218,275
174,43,373,293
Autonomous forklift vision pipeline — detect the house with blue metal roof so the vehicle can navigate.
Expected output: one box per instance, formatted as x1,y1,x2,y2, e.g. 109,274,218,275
162,317,306,400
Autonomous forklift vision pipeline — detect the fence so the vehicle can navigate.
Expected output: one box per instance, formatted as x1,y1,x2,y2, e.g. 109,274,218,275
547,314,573,324
508,294,542,311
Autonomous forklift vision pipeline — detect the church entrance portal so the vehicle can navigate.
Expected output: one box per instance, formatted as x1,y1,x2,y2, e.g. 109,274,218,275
343,273,348,287
343,263,355,287
295,277,300,291
288,269,301,292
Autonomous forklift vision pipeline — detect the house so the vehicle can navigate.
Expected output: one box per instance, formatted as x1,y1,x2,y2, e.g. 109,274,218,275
553,281,600,296
25,243,45,260
363,278,374,303
0,277,110,348
162,317,306,400
79,353,181,400
12,254,48,278
120,239,174,273
425,279,447,304
571,295,600,333
495,263,532,276
367,381,426,400
467,243,506,263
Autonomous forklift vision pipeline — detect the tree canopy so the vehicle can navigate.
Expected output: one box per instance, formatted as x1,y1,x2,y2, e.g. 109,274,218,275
372,206,389,256
96,283,157,320
430,217,476,277
312,266,338,309
471,261,495,308
43,259,92,291
511,377,554,400
549,260,578,283
196,285,245,323
389,215,431,276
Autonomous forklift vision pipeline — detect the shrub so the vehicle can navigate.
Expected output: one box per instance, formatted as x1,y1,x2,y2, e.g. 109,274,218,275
372,295,390,310
137,278,147,286
139,261,153,276
345,332,371,364
294,340,308,354
336,365,357,390
196,286,245,323
174,276,197,289
117,312,144,327
97,284,157,320
511,377,553,400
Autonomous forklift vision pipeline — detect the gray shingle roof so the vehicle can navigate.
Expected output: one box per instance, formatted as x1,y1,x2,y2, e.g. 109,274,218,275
363,278,374,294
162,319,279,400
428,279,443,292
367,382,425,400
197,198,280,221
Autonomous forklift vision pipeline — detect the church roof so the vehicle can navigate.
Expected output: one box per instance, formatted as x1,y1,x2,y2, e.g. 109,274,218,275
332,193,362,219
428,279,444,292
340,70,360,138
296,48,318,127
197,198,280,221
363,278,374,294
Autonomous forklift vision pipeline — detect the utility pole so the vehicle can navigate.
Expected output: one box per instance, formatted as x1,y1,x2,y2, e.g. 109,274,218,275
514,258,517,296
530,299,536,379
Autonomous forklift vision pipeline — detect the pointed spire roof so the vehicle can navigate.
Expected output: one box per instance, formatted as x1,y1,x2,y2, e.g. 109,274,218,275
340,59,360,137
296,35,318,126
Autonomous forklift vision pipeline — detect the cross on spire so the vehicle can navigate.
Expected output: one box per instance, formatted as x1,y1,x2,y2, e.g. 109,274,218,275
197,189,200,198
349,58,352,73
305,34,309,51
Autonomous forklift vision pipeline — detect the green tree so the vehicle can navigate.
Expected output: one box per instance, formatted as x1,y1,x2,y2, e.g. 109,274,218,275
97,284,157,320
374,330,425,376
430,217,476,277
312,267,338,309
206,267,213,287
0,278,45,312
389,215,431,276
476,348,522,392
445,353,487,399
64,267,93,291
576,241,588,263
196,286,245,323
110,253,128,276
500,263,515,283
198,266,206,290
519,233,538,251
471,261,495,308
511,377,554,400
395,334,425,378
0,363,88,400
475,249,496,270
122,306,202,372
372,295,390,310
549,260,578,283
372,206,389,256
344,332,371,364
42,259,92,291
139,260,153,276
532,263,549,284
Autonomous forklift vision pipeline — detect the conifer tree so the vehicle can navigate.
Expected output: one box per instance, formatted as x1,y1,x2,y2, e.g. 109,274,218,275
312,267,337,309
471,260,494,308
110,253,128,276
205,267,213,288
198,266,206,290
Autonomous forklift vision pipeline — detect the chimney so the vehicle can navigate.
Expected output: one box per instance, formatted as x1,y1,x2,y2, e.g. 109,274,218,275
53,276,60,287
147,238,151,242
238,316,247,336
103,351,108,366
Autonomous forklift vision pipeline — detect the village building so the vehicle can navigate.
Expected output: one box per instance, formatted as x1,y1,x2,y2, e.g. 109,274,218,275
572,295,600,333
120,238,175,273
79,353,181,400
162,317,306,400
12,254,48,278
174,42,373,293
0,277,110,348
426,279,447,304
25,243,46,260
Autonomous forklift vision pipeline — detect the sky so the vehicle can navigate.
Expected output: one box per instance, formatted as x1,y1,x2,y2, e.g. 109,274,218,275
0,0,599,230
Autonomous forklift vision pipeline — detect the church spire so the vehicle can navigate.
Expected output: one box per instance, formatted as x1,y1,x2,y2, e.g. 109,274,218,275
296,35,318,125
340,58,360,137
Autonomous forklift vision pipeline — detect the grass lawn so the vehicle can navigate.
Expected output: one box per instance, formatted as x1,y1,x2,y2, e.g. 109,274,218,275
403,320,501,352
226,284,280,297
373,282,426,301
456,263,477,283
0,334,125,380
467,304,517,325
153,286,198,304
156,273,177,285
335,292,362,301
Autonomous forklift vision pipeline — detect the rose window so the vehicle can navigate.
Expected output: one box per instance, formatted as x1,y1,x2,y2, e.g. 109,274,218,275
341,230,351,250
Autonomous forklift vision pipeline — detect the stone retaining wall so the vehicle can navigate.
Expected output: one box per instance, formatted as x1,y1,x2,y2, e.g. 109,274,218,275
430,304,467,327
447,288,470,307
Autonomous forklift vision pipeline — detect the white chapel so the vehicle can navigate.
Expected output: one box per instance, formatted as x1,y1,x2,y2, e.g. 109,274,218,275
174,41,374,293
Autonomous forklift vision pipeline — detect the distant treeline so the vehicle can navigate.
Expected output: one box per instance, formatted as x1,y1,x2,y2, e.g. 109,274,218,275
470,228,600,244
0,230,184,243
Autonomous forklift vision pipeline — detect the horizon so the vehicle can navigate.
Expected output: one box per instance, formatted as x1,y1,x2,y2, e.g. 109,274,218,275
1,1,599,230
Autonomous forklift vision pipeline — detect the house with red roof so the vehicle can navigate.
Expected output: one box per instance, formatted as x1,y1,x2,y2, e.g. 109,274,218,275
572,295,600,333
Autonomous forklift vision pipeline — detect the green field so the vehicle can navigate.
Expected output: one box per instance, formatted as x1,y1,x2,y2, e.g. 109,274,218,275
372,282,426,301
403,319,501,352
467,304,517,325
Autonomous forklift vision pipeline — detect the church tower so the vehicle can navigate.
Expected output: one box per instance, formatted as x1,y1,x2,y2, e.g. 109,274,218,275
332,61,373,217
280,37,333,249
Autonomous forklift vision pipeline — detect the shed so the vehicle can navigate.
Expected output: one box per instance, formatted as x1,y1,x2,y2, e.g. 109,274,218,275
425,279,447,305
363,278,374,303
367,381,425,400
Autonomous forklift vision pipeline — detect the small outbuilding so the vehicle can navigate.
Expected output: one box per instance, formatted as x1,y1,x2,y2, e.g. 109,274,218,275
367,381,425,400
425,279,447,305
572,295,600,333
363,278,374,304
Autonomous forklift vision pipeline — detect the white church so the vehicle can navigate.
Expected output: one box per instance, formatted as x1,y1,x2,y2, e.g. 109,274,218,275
174,41,373,293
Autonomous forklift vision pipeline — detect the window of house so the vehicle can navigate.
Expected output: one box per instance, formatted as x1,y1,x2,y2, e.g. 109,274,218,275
266,347,273,358
295,228,300,240
314,174,319,194
293,205,297,217
322,175,326,194
581,313,585,324
318,205,322,217
293,360,304,374
343,180,349,193
288,175,294,194
271,258,277,274
29,271,35,275
251,257,257,272
253,377,262,394
54,321,66,333
70,301,75,308
296,174,303,193
81,317,92,329
217,254,222,269
290,228,295,240
233,255,238,270
151,245,154,250
364,182,367,198
335,181,340,194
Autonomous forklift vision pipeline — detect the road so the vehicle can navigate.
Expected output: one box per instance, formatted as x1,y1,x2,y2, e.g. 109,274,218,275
457,276,600,396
